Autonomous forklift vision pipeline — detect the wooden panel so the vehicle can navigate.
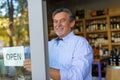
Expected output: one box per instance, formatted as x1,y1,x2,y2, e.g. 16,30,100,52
109,6,120,16
106,66,120,80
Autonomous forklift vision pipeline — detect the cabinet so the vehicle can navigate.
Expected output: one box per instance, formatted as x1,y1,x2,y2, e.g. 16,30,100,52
74,10,120,77
110,15,120,47
74,19,85,37
85,16,108,47
73,10,120,56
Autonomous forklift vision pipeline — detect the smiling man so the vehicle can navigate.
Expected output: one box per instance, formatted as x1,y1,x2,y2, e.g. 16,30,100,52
24,8,93,80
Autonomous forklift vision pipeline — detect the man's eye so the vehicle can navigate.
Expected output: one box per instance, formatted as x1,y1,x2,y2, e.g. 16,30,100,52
53,19,66,24
60,19,65,23
53,20,57,23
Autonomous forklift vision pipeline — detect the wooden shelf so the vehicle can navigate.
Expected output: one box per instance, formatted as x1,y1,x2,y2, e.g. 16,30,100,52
94,56,109,62
75,19,84,22
86,30,107,33
90,43,108,46
111,43,120,46
111,29,120,31
48,34,57,38
86,15,107,20
74,32,84,35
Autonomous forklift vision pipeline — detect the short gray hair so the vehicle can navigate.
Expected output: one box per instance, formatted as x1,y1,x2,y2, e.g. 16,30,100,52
52,8,75,22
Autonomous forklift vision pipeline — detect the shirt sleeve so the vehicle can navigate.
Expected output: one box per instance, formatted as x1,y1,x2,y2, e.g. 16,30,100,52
60,38,93,80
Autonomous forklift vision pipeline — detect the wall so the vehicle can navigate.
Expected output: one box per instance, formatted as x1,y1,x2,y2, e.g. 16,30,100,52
47,0,120,15
70,0,120,13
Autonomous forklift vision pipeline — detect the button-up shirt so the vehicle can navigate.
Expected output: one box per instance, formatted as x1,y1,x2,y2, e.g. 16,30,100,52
49,31,93,80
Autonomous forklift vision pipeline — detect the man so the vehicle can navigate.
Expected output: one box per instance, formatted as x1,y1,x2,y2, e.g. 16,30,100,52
24,8,93,80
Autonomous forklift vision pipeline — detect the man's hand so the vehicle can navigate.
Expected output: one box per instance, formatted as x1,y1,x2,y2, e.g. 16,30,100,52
24,59,61,80
50,67,60,80
24,59,31,72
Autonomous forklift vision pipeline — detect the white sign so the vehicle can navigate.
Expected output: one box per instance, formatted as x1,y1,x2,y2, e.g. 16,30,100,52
3,46,25,66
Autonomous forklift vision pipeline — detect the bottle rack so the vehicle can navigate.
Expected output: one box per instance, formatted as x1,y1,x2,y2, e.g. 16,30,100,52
110,16,120,48
73,15,120,55
74,19,85,36
86,17,107,32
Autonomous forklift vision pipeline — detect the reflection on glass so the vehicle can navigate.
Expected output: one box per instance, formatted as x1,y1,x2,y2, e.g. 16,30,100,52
24,46,31,59
0,0,31,80
0,47,31,80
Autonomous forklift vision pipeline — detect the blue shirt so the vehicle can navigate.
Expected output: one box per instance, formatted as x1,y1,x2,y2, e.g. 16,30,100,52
49,31,93,80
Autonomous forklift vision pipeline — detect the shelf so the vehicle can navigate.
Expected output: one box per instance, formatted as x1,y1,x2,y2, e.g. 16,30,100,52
101,44,109,46
90,43,108,46
87,30,107,33
86,15,107,20
111,43,120,45
75,19,84,22
109,14,120,17
48,34,57,38
74,32,84,35
107,65,120,69
111,29,120,31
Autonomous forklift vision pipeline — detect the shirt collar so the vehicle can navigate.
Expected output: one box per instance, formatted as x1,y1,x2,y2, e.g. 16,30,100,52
55,31,75,42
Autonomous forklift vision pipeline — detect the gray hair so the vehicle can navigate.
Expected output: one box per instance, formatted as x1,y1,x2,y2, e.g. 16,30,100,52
52,8,75,22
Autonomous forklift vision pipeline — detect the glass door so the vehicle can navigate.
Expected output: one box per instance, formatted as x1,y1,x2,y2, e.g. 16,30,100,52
0,0,49,79
0,0,32,79
28,0,49,79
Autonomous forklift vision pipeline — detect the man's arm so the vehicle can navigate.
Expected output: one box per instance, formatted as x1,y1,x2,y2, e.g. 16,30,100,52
24,60,61,80
50,67,60,80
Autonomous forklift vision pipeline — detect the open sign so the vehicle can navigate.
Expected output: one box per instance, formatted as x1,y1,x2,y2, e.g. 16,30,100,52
3,46,25,66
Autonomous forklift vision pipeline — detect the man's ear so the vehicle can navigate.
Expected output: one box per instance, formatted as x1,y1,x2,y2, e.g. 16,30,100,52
70,20,75,28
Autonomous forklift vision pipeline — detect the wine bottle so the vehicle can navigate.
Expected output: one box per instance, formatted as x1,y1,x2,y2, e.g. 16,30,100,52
99,43,103,57
118,48,120,66
109,50,113,66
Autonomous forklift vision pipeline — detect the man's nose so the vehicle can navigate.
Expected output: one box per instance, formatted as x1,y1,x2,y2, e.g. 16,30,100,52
56,21,62,26
58,20,62,24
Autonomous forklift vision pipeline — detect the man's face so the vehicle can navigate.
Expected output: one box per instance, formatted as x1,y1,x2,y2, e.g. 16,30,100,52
53,12,75,38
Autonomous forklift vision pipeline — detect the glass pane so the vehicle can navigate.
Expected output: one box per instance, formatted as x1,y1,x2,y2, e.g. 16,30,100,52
0,0,31,80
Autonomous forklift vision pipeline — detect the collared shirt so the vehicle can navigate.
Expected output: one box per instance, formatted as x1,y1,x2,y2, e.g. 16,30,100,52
49,31,93,80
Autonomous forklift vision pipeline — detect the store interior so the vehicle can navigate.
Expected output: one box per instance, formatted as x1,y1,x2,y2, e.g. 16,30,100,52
46,0,120,80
